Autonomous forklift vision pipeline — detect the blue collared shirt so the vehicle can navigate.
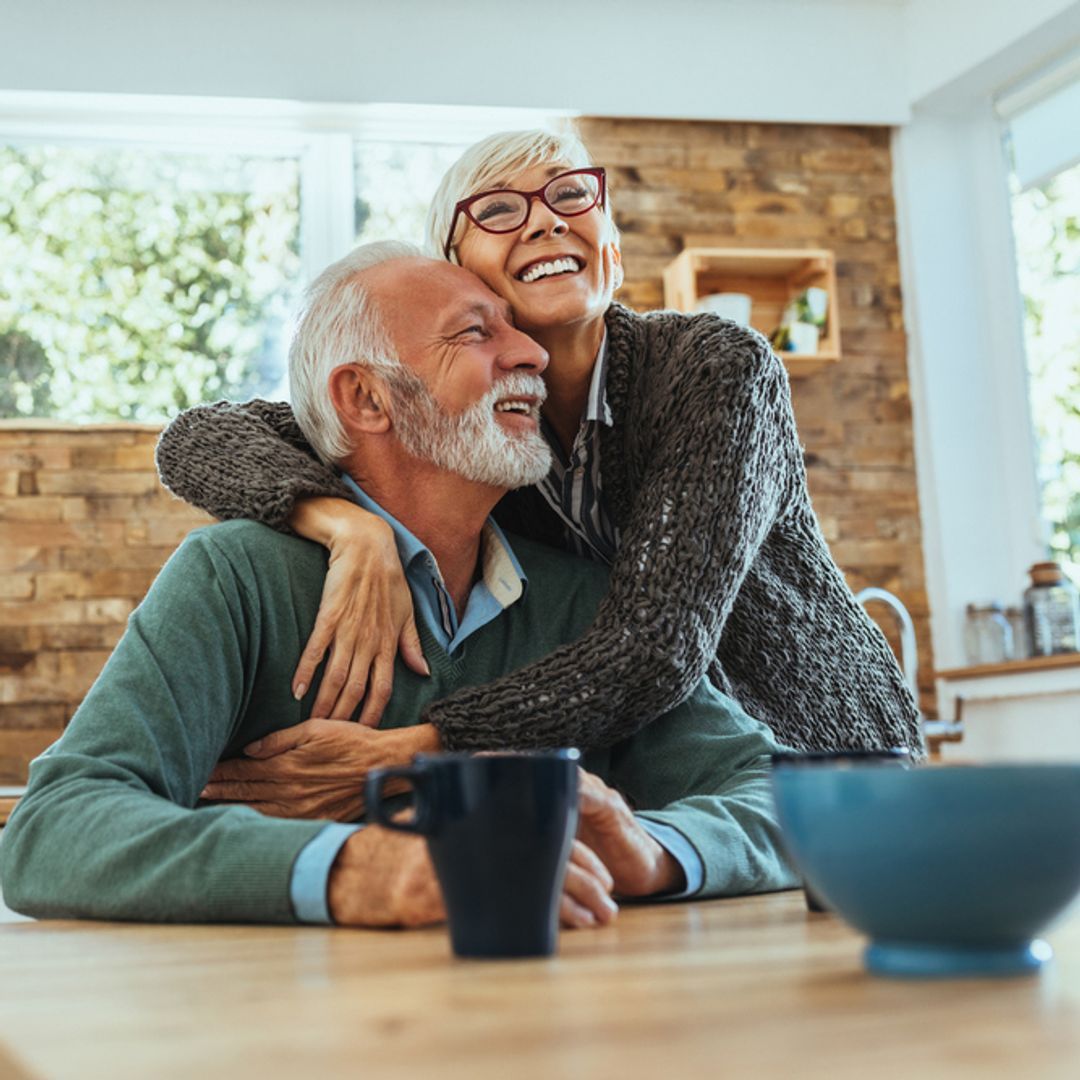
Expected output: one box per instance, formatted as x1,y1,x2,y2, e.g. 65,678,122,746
289,472,702,924
341,474,527,653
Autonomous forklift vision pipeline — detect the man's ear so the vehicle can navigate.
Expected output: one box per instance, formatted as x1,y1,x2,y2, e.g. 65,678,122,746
328,364,391,435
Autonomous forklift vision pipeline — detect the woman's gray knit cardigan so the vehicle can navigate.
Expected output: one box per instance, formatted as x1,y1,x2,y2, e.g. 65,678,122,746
155,303,924,758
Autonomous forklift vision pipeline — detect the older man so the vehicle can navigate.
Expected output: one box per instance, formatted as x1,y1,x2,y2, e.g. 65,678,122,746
0,243,796,929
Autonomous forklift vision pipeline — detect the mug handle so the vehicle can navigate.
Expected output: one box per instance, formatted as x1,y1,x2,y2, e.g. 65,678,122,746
365,764,433,834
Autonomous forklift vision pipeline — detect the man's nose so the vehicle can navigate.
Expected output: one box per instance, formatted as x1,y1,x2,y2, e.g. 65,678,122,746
523,197,569,242
499,327,549,375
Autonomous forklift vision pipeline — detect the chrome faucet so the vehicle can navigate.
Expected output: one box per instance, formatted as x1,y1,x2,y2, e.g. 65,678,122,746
855,587,920,702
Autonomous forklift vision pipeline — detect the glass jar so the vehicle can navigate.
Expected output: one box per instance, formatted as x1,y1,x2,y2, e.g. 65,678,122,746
1004,606,1030,661
964,602,1013,666
1024,562,1080,656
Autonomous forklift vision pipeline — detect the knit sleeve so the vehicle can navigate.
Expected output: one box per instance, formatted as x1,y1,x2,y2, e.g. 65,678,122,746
424,323,797,751
155,399,351,531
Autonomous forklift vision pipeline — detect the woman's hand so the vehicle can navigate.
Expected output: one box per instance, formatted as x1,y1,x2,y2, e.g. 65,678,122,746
200,720,441,821
289,497,429,724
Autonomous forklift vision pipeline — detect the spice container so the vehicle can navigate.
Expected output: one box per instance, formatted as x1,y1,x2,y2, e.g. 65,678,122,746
1024,562,1080,656
964,602,1013,665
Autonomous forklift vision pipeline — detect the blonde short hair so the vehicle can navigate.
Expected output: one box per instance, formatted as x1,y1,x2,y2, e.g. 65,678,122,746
426,127,614,264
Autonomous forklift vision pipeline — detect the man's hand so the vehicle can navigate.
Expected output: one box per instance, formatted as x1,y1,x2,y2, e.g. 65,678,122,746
328,828,445,927
576,770,685,898
561,840,619,928
200,720,441,821
331,829,619,930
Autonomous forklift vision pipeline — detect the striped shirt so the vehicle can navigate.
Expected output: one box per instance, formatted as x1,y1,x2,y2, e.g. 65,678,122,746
536,332,621,565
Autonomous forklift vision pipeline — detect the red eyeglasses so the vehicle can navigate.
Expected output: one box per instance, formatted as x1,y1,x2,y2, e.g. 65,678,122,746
443,168,606,260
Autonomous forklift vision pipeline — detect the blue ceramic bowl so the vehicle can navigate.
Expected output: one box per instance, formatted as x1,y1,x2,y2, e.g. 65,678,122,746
771,764,1080,977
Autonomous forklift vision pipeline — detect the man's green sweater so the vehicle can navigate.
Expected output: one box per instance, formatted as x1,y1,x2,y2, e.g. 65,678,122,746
0,521,796,924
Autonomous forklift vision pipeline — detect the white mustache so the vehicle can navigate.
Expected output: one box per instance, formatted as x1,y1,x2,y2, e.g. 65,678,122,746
478,372,547,411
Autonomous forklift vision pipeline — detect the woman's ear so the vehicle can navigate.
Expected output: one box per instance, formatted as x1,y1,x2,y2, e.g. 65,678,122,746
605,240,624,292
328,364,391,435
611,244,624,291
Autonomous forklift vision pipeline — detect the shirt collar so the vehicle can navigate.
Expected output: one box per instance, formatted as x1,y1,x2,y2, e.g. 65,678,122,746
340,473,527,610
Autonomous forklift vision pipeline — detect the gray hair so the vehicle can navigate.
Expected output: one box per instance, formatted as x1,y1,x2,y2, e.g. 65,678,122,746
289,240,422,465
426,127,612,265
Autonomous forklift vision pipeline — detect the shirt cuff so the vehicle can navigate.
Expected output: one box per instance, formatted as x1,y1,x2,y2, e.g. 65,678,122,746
289,822,362,924
636,816,705,899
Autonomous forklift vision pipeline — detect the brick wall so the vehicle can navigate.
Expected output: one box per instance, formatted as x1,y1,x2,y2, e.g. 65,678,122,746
0,117,933,782
0,425,208,781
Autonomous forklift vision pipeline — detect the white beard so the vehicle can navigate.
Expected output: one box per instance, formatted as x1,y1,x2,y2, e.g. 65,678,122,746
386,369,553,489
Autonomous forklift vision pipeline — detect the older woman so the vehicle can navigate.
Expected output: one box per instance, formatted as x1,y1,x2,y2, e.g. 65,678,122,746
156,128,922,764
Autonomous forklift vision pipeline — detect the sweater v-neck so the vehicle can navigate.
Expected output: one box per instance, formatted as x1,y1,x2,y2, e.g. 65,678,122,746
416,616,470,680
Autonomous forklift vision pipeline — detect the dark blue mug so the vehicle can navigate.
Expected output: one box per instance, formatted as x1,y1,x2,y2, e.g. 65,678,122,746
365,750,580,958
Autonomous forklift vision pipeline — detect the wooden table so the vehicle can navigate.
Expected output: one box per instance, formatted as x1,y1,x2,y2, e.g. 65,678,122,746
1,892,1079,1080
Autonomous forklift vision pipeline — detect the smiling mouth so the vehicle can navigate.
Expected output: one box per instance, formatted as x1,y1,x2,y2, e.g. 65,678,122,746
494,398,540,421
494,397,535,412
516,256,583,283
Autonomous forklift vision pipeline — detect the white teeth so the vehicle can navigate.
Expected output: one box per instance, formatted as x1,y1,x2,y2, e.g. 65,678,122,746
519,257,581,283
495,400,532,414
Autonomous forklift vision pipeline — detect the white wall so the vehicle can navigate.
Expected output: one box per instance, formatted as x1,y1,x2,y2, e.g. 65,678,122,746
904,0,1079,103
7,2,1079,121
1,0,910,124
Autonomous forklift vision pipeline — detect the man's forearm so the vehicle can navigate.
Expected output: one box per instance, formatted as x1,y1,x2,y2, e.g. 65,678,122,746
1,762,326,923
636,763,798,899
0,530,331,925
327,827,444,927
282,725,443,922
599,680,798,900
635,818,698,897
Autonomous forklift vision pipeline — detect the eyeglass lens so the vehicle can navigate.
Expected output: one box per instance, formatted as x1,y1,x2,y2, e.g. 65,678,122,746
468,172,601,233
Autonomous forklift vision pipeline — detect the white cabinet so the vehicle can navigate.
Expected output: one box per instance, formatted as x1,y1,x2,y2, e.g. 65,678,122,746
936,656,1080,762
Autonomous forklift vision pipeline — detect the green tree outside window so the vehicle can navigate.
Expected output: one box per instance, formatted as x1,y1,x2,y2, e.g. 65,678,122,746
0,143,301,423
1012,160,1080,566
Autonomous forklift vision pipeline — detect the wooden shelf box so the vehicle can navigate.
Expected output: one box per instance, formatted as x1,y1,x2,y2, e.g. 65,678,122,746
662,247,841,377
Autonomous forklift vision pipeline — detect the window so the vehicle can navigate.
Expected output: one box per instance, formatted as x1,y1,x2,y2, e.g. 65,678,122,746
1002,58,1080,565
0,95,564,423
354,140,472,247
1010,163,1080,565
0,142,301,422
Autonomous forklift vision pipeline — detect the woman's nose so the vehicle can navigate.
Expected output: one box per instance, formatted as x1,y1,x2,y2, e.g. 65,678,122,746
523,198,569,241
